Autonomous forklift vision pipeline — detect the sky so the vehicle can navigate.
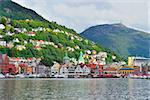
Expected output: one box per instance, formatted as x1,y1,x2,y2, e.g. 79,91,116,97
12,0,149,33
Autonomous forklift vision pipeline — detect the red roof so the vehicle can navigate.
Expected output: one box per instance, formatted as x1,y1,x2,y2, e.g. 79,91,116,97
87,64,103,69
19,63,27,68
15,58,21,61
27,58,33,61
34,46,41,48
28,31,35,34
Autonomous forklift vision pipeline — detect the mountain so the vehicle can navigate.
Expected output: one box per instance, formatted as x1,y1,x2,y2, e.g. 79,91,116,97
81,23,150,58
0,0,123,66
0,0,76,34
0,0,46,21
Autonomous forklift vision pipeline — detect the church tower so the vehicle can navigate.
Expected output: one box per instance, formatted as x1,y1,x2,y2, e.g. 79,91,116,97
63,52,70,65
78,51,85,64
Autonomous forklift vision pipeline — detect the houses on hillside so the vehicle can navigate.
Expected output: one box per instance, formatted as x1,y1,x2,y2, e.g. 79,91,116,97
0,40,6,46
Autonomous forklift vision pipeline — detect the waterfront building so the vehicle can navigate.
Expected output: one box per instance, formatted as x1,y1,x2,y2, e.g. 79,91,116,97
18,63,27,74
128,56,150,73
88,64,103,75
103,67,117,74
37,65,49,76
128,56,149,67
133,66,140,75
60,65,68,75
118,66,134,75
75,65,83,74
26,66,33,74
68,65,76,77
0,53,17,74
82,65,91,75
50,62,60,76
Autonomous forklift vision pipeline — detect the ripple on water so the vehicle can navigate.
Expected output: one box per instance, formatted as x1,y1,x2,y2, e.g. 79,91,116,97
0,78,149,100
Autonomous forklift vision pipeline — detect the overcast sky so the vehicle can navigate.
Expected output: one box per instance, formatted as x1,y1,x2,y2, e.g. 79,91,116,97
12,0,149,33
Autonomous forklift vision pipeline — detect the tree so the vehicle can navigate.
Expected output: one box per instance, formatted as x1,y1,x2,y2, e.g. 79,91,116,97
10,27,14,33
5,25,12,32
0,17,7,26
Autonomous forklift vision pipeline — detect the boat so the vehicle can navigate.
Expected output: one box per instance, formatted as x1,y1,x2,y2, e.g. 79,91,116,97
15,74,25,78
0,74,5,78
5,73,15,78
54,74,68,78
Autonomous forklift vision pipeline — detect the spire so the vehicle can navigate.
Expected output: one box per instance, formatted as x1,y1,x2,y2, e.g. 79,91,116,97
78,51,85,64
64,52,69,59
65,52,68,57
63,52,70,64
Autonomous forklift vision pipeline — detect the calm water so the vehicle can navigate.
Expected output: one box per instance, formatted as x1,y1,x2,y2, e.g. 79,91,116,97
0,78,149,100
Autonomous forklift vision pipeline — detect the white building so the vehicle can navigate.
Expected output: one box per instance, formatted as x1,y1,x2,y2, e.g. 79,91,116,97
50,62,60,76
16,45,26,51
13,38,20,43
96,52,107,65
0,35,3,38
0,24,5,30
0,40,6,46
82,65,91,74
133,57,149,67
75,65,83,73
6,32,15,36
60,65,68,75
68,66,75,74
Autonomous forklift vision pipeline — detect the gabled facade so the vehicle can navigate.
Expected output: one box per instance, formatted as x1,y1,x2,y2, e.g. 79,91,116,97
75,65,83,73
82,65,91,74
50,62,60,76
0,53,17,74
60,65,68,75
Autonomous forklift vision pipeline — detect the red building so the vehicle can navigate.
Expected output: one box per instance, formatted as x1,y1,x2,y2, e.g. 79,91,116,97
0,53,17,74
87,64,103,75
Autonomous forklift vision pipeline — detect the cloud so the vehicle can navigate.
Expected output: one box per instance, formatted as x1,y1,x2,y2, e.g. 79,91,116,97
12,0,149,33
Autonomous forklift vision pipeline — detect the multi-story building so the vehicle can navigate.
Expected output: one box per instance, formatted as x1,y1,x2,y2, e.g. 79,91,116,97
0,53,17,74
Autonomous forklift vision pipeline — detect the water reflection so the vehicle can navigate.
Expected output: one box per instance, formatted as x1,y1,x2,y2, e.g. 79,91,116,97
0,79,149,100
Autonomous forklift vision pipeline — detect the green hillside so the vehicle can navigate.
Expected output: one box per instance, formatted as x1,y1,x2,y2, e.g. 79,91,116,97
0,17,123,66
0,0,123,66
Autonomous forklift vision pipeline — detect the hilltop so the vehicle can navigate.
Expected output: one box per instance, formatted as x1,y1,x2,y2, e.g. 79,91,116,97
0,0,45,21
81,23,150,58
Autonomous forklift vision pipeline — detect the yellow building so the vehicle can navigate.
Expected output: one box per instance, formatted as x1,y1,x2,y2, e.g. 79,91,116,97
128,57,134,68
118,66,134,74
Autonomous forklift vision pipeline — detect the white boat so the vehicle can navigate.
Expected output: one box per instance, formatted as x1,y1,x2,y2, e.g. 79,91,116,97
147,75,150,79
0,74,5,78
32,74,42,78
27,74,36,78
54,74,68,78
142,75,147,79
5,74,15,78
15,74,25,78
